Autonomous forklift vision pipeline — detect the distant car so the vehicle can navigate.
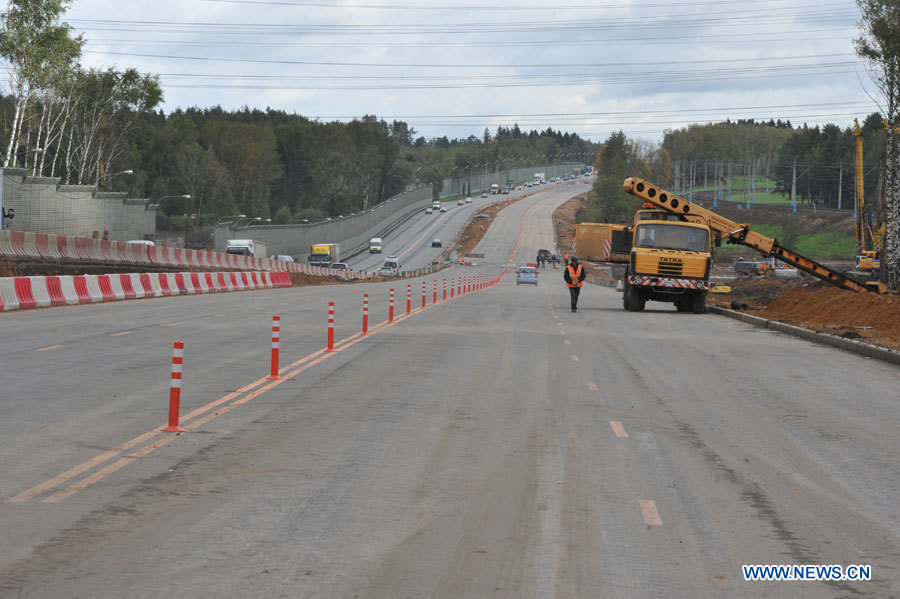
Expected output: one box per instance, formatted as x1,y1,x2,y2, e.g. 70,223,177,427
516,266,538,286
330,262,350,271
537,249,552,261
502,189,509,194
473,196,480,201
126,239,155,246
377,266,399,277
440,206,447,212
425,208,433,214
457,200,464,205
431,238,442,247
273,254,294,262
474,213,491,220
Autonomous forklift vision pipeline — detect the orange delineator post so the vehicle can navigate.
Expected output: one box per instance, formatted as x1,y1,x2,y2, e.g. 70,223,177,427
162,340,186,432
326,301,335,352
443,278,447,301
451,277,455,299
433,279,437,304
407,284,411,315
362,293,369,335
266,315,282,380
389,288,394,322
421,281,426,309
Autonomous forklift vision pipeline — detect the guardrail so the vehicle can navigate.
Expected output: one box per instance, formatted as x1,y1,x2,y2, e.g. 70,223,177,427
0,229,319,275
0,271,294,312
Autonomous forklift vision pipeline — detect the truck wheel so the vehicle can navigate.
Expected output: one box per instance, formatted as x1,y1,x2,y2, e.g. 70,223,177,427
623,285,631,310
676,297,690,312
627,285,643,312
691,292,707,314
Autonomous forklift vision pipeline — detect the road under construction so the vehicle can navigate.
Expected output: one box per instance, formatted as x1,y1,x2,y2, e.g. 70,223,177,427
1,182,898,598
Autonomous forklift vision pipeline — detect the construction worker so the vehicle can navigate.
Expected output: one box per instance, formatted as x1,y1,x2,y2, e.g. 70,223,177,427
564,252,570,266
564,256,586,312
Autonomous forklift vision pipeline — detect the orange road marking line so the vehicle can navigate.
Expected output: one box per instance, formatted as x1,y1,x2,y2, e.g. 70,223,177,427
213,314,225,318
110,331,131,337
556,322,562,327
570,355,579,361
12,306,439,502
610,421,629,437
563,339,571,345
36,345,63,352
587,382,599,391
560,330,566,335
639,500,663,526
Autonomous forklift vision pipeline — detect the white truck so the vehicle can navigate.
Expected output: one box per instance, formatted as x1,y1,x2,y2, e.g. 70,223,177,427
533,172,546,185
369,237,383,253
225,239,267,257
490,183,500,194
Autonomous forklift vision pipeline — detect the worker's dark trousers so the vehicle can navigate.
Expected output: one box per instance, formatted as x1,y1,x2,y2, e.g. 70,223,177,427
569,286,581,310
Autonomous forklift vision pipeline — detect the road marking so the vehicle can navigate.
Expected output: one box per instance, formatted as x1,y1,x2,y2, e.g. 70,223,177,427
254,306,263,310
163,321,184,327
560,330,566,335
557,322,562,327
570,355,579,362
110,331,131,337
639,500,663,526
213,314,225,318
36,345,64,352
587,382,598,391
10,298,446,503
610,421,629,437
553,315,558,319
563,339,571,345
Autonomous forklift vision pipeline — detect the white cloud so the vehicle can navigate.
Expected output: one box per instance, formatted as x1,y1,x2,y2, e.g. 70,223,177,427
66,0,880,142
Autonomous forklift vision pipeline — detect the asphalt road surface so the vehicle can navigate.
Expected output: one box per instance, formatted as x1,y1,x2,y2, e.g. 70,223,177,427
2,181,898,598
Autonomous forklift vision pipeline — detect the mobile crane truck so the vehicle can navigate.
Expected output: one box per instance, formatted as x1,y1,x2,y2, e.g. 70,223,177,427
621,178,885,313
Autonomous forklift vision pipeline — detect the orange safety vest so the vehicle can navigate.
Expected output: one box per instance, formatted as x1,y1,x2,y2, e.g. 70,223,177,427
566,264,583,288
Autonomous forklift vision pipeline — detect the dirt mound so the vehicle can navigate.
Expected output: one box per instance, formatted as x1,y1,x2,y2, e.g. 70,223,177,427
761,287,900,350
289,272,343,286
553,196,584,253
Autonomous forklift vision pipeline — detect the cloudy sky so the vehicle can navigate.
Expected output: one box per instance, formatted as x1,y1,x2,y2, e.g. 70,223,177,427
64,0,881,143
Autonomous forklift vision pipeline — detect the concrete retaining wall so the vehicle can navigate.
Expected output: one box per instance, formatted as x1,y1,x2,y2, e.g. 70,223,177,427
214,185,433,261
1,168,156,241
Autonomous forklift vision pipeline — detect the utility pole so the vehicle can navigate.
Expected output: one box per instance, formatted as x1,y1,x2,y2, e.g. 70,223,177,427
791,156,797,213
838,161,843,210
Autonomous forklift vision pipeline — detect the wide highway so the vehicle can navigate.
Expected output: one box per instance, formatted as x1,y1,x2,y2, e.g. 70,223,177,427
1,180,898,598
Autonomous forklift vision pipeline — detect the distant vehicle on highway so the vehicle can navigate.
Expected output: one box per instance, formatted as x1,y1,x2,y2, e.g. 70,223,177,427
440,206,447,212
369,237,383,253
457,200,464,205
474,213,491,220
330,262,350,271
501,188,509,194
516,266,538,286
272,254,294,262
425,208,433,214
126,239,155,246
537,249,552,262
377,266,398,277
431,238,442,247
383,255,400,271
432,201,441,210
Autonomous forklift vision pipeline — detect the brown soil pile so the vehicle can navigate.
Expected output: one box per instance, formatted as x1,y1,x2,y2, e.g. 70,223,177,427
552,196,585,253
457,196,528,256
706,277,811,308
0,260,18,277
758,287,900,349
289,272,343,286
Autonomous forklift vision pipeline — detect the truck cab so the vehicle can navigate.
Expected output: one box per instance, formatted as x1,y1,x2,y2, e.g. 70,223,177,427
623,220,713,313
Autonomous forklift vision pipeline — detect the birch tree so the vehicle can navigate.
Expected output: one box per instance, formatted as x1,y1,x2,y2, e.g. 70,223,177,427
856,0,900,288
0,0,82,168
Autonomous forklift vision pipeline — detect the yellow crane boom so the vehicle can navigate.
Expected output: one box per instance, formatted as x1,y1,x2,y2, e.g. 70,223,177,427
622,177,882,293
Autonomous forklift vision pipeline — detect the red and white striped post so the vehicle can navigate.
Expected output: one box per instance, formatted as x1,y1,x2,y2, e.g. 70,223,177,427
266,315,282,380
362,293,369,335
443,278,447,301
161,340,186,432
433,279,437,304
326,301,336,352
406,284,411,315
389,288,395,322
451,277,455,299
457,277,461,296
421,281,426,309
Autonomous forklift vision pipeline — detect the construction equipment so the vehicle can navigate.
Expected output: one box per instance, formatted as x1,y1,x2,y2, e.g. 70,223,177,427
852,119,886,271
623,177,885,294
